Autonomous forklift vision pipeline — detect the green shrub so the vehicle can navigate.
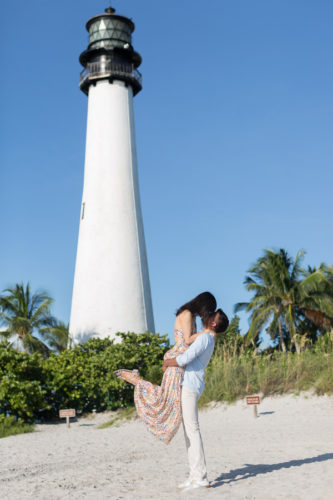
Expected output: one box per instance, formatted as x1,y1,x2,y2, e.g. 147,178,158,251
144,364,164,385
42,332,169,417
0,332,169,422
0,343,49,422
0,415,34,439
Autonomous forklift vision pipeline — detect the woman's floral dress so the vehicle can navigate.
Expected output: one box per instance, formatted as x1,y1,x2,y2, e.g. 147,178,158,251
133,328,190,444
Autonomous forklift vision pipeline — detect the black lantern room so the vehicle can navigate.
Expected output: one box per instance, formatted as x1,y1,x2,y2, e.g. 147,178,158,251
79,6,142,96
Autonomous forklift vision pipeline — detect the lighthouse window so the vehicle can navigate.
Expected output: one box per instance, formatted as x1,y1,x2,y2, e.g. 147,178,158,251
81,202,85,219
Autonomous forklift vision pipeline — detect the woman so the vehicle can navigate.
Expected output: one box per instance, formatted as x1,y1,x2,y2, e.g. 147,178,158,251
114,292,216,444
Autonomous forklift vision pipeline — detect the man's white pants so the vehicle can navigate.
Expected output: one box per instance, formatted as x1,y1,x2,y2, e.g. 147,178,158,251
181,385,208,482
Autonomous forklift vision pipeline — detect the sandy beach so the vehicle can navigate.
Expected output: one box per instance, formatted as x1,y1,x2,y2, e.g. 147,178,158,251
0,393,332,500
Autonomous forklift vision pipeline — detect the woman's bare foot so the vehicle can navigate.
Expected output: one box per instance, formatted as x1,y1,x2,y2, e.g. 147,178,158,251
113,369,141,385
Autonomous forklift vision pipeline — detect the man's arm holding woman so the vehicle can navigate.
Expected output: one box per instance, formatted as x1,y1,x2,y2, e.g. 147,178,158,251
162,334,209,372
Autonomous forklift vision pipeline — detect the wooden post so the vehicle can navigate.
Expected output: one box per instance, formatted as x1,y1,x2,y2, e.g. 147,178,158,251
59,409,76,428
246,396,260,418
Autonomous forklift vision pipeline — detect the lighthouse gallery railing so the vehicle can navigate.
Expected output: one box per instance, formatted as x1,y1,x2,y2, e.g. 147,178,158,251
79,61,142,87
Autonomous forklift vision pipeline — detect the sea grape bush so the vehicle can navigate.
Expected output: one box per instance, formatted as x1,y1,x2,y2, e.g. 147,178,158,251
0,332,169,422
0,344,49,421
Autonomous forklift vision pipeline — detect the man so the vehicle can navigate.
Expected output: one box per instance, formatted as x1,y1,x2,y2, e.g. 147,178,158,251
162,308,229,491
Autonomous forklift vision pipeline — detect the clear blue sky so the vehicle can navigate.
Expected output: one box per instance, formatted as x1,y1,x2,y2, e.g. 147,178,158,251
1,0,333,345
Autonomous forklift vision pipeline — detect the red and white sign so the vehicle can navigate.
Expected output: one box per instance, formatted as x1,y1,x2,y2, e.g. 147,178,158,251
246,396,260,405
59,409,76,418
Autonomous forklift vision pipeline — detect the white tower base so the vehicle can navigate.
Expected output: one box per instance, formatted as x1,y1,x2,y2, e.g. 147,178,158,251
70,79,154,343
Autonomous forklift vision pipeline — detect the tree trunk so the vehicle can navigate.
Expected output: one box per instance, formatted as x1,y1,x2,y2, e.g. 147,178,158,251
288,305,301,353
18,328,28,353
277,316,287,352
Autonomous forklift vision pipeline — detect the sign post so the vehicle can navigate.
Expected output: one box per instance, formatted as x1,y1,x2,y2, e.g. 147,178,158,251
59,409,76,428
246,395,260,418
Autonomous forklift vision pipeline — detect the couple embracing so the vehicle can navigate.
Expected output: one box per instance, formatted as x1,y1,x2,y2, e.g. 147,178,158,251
115,292,229,491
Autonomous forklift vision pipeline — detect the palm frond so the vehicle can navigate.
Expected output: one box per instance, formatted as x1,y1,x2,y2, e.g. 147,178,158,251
234,302,249,313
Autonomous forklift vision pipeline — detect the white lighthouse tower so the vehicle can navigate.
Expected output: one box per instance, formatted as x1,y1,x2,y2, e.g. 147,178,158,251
70,6,155,343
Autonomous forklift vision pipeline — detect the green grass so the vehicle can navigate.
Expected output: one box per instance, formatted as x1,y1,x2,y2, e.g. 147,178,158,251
0,415,35,439
97,406,136,429
199,348,333,407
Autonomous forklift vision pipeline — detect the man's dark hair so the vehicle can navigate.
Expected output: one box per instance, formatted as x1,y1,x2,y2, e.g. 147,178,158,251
202,308,229,333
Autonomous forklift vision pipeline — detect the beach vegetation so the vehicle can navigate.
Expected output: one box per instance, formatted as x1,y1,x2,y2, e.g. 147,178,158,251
0,283,56,355
0,283,74,356
0,342,50,422
97,407,136,429
235,249,333,353
0,332,169,422
0,415,35,439
41,321,72,353
0,247,332,422
200,328,333,407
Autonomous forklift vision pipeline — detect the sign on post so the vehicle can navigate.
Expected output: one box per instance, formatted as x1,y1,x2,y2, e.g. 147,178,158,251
59,409,76,428
246,396,260,418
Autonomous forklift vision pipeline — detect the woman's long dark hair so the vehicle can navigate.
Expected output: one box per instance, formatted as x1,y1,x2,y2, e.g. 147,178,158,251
176,292,217,318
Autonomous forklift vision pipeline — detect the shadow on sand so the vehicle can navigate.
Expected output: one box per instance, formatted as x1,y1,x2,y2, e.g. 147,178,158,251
212,453,333,488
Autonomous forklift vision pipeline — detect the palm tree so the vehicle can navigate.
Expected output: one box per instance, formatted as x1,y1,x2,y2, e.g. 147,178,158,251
41,321,73,353
235,249,333,353
300,264,333,334
235,249,297,351
0,282,56,355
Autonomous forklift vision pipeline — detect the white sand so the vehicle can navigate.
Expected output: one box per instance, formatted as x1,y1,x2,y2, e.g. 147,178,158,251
1,393,332,500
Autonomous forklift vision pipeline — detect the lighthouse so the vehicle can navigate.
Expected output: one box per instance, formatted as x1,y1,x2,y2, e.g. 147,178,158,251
69,6,155,343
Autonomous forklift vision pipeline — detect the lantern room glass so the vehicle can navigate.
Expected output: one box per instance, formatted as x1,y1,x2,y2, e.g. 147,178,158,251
88,17,132,50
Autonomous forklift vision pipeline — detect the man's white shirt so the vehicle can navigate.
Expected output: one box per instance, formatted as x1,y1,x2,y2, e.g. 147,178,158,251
176,333,215,398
